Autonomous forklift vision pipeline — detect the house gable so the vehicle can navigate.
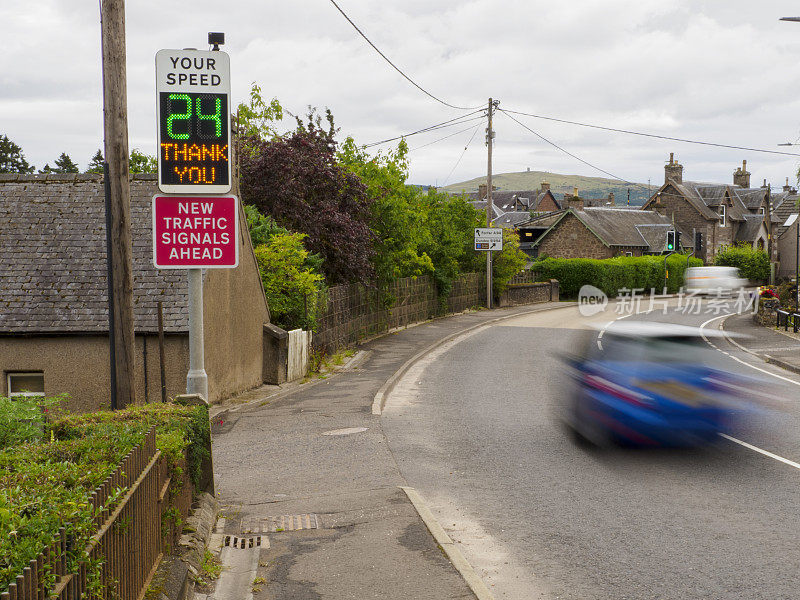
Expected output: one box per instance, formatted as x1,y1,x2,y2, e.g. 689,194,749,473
535,212,611,259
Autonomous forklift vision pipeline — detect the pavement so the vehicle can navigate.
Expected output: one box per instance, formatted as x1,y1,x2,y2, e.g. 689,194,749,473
204,302,568,600
722,311,800,374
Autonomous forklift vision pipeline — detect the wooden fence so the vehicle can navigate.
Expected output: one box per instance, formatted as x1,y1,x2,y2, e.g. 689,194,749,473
312,273,486,353
1,427,193,600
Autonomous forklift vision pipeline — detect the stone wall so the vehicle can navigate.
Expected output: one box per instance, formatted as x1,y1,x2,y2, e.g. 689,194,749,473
498,280,559,307
537,213,612,259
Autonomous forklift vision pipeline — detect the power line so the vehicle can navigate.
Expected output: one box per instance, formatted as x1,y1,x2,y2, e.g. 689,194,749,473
502,108,800,158
443,125,481,186
500,109,633,183
328,0,482,111
409,123,484,151
362,112,485,148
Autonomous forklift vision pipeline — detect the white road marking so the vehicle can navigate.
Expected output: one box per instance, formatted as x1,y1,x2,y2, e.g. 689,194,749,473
599,309,800,472
699,315,800,388
719,434,800,471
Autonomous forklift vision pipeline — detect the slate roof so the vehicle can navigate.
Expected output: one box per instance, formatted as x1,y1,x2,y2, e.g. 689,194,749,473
647,181,753,222
635,224,677,251
467,190,563,213
734,214,766,243
732,187,768,210
468,201,504,220
773,193,799,238
495,211,535,229
0,173,189,334
571,208,674,247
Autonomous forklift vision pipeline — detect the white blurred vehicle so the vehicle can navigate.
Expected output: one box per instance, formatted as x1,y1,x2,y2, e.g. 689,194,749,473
685,266,748,295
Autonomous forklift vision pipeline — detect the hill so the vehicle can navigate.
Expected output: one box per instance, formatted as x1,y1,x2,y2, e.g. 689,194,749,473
442,170,653,206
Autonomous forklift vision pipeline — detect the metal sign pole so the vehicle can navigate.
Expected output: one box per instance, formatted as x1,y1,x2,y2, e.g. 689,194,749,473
187,268,208,400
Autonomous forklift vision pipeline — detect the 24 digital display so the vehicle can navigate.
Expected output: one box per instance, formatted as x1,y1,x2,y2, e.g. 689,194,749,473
156,49,231,194
158,92,229,188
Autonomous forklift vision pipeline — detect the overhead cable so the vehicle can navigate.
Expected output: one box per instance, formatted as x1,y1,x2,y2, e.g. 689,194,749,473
410,124,485,151
502,108,800,158
328,0,483,111
362,112,486,148
443,126,481,186
500,109,633,183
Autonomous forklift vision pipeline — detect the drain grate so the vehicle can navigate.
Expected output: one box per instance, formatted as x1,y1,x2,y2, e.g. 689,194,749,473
265,514,319,532
241,514,320,533
223,535,263,549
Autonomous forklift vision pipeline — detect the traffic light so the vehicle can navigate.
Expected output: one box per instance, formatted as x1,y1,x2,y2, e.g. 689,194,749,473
695,231,703,253
666,230,676,251
675,230,681,249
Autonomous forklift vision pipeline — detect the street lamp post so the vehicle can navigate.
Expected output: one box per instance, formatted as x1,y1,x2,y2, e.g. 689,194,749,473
780,16,800,310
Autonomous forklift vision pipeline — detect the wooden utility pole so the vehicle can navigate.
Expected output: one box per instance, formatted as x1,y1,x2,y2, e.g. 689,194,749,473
486,98,495,309
101,0,136,408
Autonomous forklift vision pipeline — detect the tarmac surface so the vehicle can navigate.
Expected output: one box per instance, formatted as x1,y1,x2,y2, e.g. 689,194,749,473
205,302,800,599
207,303,565,600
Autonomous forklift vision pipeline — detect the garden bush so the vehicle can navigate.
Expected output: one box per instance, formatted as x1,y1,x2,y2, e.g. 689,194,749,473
531,254,703,298
713,245,770,281
0,401,210,592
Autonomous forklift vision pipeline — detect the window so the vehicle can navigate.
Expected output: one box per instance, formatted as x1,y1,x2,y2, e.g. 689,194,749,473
625,252,633,257
720,204,726,227
759,207,765,215
7,372,44,398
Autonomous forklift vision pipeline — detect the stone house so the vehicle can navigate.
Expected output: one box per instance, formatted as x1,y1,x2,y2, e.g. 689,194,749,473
0,173,273,412
530,205,679,259
470,183,562,214
641,155,773,263
777,215,799,279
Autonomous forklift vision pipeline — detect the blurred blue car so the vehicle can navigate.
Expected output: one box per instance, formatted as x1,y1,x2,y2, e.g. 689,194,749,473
562,322,756,447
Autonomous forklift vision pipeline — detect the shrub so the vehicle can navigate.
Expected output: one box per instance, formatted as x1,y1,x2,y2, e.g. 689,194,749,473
493,230,529,299
0,402,209,591
713,245,770,281
253,233,325,331
777,280,797,311
531,254,703,297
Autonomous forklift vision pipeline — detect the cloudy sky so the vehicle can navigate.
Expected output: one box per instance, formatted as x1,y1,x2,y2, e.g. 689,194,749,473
4,0,800,190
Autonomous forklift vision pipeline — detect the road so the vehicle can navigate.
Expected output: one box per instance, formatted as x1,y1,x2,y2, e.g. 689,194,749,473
381,302,800,599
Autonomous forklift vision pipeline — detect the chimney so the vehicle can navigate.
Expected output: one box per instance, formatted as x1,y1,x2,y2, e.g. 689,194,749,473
540,181,550,192
478,183,487,200
733,159,750,188
761,178,767,188
566,189,584,210
653,193,666,216
784,177,793,193
664,152,683,184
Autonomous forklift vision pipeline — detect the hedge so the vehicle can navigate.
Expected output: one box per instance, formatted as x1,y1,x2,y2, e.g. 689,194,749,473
532,254,703,298
713,245,770,281
0,400,210,592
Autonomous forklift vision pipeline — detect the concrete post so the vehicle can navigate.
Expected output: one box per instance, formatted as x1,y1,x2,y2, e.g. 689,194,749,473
187,268,208,401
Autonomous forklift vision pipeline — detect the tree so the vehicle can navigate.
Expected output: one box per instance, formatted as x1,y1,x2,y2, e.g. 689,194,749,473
0,134,34,173
129,148,156,174
338,137,433,284
235,82,283,142
339,137,484,297
53,152,79,173
253,232,324,331
240,119,376,284
492,229,528,299
418,189,484,296
86,150,104,174
245,204,324,274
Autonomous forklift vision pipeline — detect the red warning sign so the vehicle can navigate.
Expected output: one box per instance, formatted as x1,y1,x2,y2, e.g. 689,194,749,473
152,195,239,268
